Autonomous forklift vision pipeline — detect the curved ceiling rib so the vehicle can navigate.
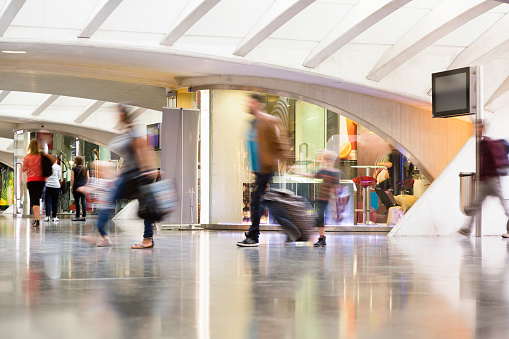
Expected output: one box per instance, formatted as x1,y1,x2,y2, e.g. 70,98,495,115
449,13,509,69
31,95,59,116
0,91,10,103
78,0,124,38
303,0,411,69
74,100,105,124
486,76,509,111
0,0,26,37
366,0,501,82
160,0,221,46
233,0,316,57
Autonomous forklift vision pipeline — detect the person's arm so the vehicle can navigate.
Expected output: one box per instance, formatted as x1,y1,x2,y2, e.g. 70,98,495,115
71,170,74,188
377,161,392,168
86,169,90,185
133,136,158,176
22,156,28,173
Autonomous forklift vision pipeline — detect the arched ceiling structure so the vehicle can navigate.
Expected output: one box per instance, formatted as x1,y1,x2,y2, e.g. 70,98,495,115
0,0,509,166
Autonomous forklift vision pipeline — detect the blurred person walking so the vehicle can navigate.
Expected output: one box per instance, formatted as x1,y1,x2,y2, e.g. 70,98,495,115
23,139,46,227
94,103,158,249
237,94,287,247
44,157,61,222
292,151,341,247
77,161,116,247
71,156,89,222
459,121,509,237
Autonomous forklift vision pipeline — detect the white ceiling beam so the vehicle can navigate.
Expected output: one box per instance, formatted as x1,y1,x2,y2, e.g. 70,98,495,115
233,0,316,57
449,14,509,70
78,0,124,38
367,0,501,82
0,90,11,103
0,0,27,37
113,107,147,130
160,0,221,46
74,100,105,124
485,76,509,111
303,0,411,69
31,95,59,116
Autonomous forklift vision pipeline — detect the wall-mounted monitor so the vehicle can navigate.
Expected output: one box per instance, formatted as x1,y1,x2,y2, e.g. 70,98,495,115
432,67,476,118
147,123,160,150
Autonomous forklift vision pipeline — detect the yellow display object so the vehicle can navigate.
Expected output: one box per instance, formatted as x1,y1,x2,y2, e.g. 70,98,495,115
394,194,418,212
339,141,352,159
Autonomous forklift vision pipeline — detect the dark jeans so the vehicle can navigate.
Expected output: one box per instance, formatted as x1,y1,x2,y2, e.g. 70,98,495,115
45,187,60,218
316,200,328,227
96,171,154,238
246,172,273,240
375,180,395,210
73,189,87,218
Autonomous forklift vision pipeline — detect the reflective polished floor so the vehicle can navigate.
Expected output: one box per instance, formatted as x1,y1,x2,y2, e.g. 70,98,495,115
0,216,508,338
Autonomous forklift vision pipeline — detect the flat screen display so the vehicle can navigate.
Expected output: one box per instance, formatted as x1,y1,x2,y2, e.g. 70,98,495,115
147,123,160,150
432,67,473,118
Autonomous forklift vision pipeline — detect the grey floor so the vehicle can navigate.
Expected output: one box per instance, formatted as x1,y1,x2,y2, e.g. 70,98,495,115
0,216,507,339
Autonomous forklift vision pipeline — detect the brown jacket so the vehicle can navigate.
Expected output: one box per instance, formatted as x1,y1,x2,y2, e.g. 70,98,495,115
256,112,287,174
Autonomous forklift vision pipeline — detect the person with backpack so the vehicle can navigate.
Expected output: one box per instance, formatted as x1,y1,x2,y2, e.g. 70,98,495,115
458,121,509,237
22,139,45,227
71,156,89,222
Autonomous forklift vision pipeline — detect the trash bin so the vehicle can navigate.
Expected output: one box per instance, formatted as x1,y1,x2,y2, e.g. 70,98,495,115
459,172,475,216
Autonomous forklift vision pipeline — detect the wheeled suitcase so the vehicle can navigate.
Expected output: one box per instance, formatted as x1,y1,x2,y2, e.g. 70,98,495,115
262,189,316,241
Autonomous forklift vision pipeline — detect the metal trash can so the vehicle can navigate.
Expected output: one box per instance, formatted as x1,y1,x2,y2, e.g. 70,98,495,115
459,172,475,216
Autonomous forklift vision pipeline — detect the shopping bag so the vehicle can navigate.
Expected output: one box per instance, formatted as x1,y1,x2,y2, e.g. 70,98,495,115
138,179,178,221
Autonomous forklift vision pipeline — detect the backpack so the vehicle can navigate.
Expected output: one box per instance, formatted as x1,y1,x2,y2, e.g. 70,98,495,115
41,154,53,178
487,138,509,175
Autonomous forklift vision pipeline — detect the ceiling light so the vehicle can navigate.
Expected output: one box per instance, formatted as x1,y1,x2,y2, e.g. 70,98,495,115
1,50,27,54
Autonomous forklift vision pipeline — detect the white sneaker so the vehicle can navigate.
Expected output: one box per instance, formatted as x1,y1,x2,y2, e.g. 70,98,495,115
52,217,59,222
44,216,50,222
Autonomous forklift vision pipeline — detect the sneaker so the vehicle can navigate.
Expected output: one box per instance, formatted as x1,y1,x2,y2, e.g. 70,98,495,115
314,236,326,247
79,217,86,221
44,216,50,221
502,233,509,238
458,228,471,236
52,217,59,222
236,237,259,247
33,220,39,227
72,217,80,222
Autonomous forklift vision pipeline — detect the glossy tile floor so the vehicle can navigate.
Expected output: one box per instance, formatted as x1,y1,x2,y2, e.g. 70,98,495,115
0,217,508,339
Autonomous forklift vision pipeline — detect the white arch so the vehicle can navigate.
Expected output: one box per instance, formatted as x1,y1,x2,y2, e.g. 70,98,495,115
78,0,124,38
181,75,472,182
0,0,26,37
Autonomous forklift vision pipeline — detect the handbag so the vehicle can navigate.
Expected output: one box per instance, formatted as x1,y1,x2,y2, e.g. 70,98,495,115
138,179,178,221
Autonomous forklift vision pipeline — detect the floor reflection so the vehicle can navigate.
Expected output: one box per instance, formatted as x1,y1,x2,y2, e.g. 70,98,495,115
1,217,509,338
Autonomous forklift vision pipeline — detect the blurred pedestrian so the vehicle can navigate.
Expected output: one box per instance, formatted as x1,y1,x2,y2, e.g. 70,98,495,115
237,93,287,247
77,160,116,247
44,157,61,222
71,156,89,221
459,121,509,237
292,150,341,247
23,139,45,227
375,146,401,213
99,103,159,249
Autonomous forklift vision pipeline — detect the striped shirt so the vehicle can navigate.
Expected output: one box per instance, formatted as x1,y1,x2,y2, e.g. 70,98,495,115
315,169,341,201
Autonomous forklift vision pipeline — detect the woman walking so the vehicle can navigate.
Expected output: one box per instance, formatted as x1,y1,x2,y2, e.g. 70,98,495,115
71,156,89,221
23,139,45,227
44,158,61,222
91,103,158,248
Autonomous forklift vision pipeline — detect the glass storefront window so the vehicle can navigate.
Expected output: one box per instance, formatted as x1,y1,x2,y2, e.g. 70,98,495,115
208,90,430,226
